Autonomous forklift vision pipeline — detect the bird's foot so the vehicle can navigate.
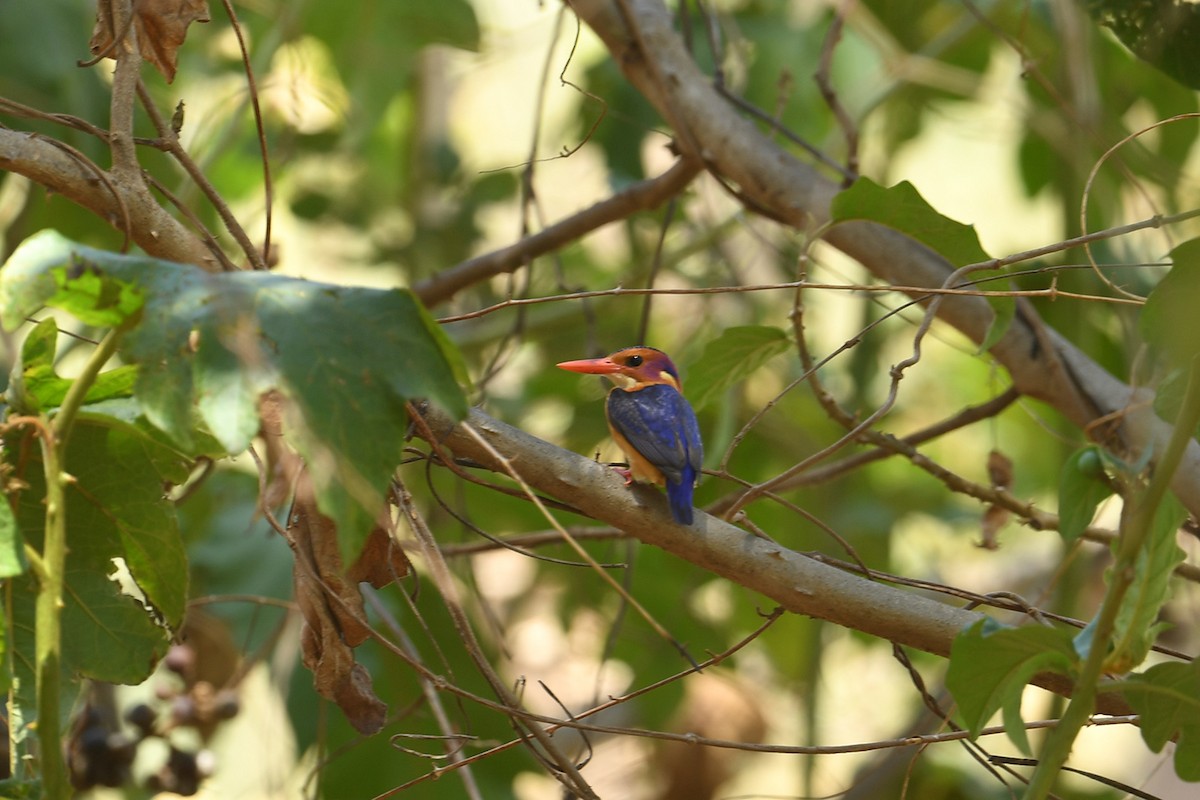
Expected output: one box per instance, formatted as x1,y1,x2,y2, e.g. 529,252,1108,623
606,462,634,486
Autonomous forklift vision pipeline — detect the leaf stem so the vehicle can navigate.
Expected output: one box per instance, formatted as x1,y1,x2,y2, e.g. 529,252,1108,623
32,327,122,794
1023,354,1200,799
52,328,121,444
33,421,67,796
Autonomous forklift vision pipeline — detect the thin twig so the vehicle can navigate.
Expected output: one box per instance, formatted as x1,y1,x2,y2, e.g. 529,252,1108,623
814,0,860,182
217,0,274,268
437,268,1145,324
414,156,702,306
363,587,484,800
135,82,266,271
394,478,600,799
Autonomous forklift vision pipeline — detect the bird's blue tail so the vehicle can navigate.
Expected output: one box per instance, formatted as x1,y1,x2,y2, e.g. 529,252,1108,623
665,469,696,525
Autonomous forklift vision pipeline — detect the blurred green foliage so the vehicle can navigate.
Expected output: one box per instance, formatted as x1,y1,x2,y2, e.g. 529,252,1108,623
1,0,1198,797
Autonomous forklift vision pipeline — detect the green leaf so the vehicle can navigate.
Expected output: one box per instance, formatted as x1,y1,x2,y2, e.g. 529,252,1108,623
6,317,58,412
1120,660,1200,781
0,777,41,799
1140,237,1200,368
1085,0,1200,90
7,318,136,413
1152,366,1200,439
0,230,469,560
1001,689,1032,757
831,177,991,267
7,415,188,693
686,326,790,411
47,258,144,327
1057,446,1113,543
946,619,1078,748
1104,494,1186,672
830,178,1011,349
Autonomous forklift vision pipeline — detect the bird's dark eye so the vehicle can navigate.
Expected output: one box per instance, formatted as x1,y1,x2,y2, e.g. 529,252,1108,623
626,355,644,367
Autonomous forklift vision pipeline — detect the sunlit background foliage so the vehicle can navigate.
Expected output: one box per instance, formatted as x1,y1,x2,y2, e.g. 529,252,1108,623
2,0,1200,797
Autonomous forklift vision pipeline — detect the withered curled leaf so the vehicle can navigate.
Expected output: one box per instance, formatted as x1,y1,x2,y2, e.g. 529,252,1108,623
290,472,387,734
89,0,211,83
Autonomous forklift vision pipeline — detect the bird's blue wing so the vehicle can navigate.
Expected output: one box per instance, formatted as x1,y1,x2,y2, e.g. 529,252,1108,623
606,384,702,486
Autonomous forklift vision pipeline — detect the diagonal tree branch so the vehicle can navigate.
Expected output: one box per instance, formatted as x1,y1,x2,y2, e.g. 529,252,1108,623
413,155,702,306
418,405,1133,716
568,0,1200,516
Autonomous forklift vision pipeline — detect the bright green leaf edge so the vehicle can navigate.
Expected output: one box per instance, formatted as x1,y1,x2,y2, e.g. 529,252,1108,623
831,178,1014,351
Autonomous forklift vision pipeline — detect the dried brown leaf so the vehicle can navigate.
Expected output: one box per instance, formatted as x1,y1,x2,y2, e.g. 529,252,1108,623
290,471,388,734
296,567,387,735
292,478,372,646
346,524,411,589
258,392,302,512
89,0,211,83
987,449,1014,490
981,504,1010,550
332,663,388,736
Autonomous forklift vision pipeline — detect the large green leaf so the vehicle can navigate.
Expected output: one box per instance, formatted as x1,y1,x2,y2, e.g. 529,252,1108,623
1101,494,1186,673
686,326,791,411
7,415,189,690
1120,660,1200,781
0,231,469,560
1085,0,1200,90
1141,238,1200,368
946,619,1078,754
831,178,1012,350
831,178,991,268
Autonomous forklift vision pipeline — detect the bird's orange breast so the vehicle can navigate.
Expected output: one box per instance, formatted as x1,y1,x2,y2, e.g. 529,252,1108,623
608,423,667,486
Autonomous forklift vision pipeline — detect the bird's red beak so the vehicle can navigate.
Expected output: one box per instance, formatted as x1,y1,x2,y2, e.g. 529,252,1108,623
556,357,622,375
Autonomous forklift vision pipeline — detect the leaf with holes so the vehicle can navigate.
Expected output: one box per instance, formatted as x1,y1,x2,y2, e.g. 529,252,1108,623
1101,494,1186,673
7,414,189,700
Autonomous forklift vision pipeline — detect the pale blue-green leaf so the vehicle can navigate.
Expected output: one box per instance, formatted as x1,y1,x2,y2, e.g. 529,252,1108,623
686,326,790,411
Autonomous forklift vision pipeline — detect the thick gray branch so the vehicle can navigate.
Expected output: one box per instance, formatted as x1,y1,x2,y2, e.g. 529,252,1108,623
569,0,1200,515
0,129,218,270
420,406,1131,714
